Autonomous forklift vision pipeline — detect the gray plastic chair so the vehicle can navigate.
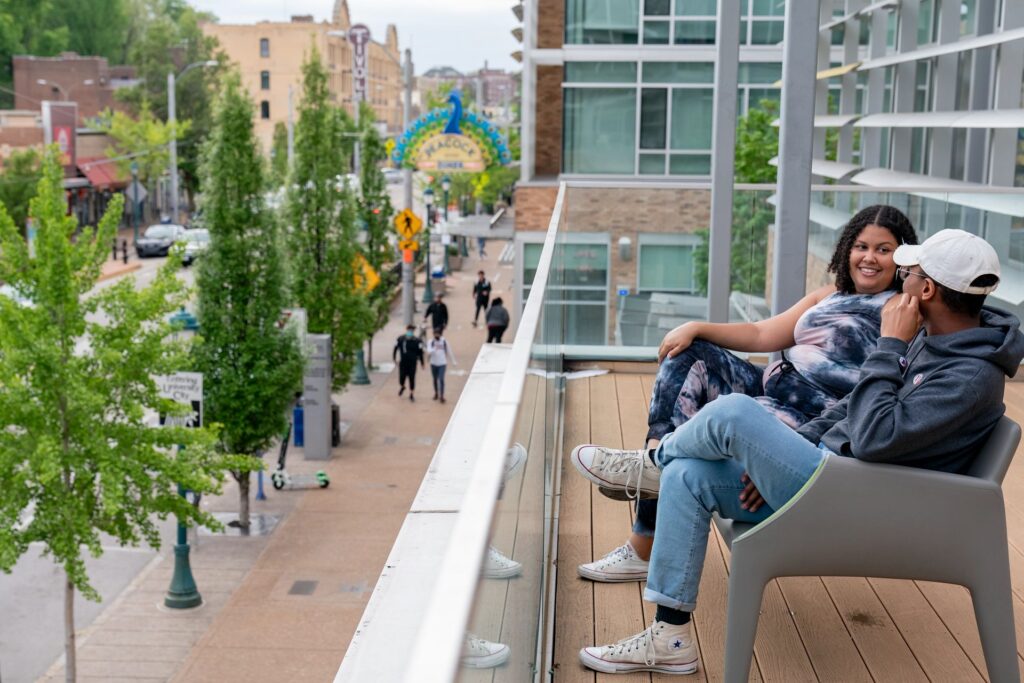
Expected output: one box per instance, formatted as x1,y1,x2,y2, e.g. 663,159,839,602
713,415,1022,683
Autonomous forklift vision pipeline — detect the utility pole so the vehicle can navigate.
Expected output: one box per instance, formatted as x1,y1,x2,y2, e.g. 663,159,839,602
401,47,415,326
168,61,216,225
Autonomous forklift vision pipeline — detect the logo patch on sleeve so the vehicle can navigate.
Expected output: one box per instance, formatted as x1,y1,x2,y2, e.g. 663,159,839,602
912,373,924,385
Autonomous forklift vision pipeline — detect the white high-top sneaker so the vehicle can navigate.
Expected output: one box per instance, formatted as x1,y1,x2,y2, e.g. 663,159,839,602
571,444,661,500
580,620,698,675
484,545,522,579
578,542,649,582
462,634,510,669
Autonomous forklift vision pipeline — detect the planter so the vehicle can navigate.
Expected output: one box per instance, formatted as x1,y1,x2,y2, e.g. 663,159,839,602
448,253,463,271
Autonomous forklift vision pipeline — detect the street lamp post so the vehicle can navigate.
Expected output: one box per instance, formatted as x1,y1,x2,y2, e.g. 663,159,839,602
422,187,435,303
164,307,202,609
442,175,451,222
130,161,140,244
168,61,217,225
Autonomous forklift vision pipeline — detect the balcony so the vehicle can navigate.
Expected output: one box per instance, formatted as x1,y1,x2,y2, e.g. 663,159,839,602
337,182,1024,683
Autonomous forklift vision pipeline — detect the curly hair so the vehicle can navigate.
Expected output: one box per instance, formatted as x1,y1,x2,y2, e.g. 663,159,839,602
827,205,918,294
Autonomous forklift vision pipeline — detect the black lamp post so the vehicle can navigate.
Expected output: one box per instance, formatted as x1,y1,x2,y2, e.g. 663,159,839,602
442,175,451,222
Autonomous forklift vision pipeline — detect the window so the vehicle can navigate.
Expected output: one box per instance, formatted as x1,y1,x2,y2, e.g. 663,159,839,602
522,239,609,345
638,235,700,293
260,38,270,57
260,100,270,119
566,0,639,44
563,88,636,174
260,71,270,90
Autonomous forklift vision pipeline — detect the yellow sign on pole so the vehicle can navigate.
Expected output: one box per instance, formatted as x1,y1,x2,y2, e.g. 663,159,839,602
394,209,423,240
352,253,381,292
398,239,419,251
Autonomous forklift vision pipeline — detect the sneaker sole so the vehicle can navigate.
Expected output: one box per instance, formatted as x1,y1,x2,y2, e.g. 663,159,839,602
579,648,697,675
462,646,511,669
484,564,522,579
578,565,648,583
570,445,660,498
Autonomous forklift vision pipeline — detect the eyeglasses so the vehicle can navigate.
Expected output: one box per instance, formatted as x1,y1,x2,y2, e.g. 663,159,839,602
897,267,929,282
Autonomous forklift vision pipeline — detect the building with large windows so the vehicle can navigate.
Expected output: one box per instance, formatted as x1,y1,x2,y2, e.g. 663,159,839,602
514,0,1024,345
202,0,403,152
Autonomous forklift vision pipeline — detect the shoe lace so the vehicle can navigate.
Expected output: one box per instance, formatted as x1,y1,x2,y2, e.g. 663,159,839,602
607,624,658,666
601,543,632,566
596,448,647,501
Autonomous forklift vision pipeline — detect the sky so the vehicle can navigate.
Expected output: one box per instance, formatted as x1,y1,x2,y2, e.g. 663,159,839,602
190,0,520,75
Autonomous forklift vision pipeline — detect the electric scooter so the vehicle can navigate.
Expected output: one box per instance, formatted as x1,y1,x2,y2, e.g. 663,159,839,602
270,421,330,490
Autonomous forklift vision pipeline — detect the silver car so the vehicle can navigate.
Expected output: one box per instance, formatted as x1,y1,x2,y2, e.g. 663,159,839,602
181,229,210,266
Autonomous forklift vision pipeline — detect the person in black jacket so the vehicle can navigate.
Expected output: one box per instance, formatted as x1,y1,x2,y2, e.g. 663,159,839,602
393,324,425,402
472,271,492,327
486,297,510,343
423,293,449,333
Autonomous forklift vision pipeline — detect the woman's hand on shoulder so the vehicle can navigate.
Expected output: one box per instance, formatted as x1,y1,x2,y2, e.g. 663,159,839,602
658,322,699,363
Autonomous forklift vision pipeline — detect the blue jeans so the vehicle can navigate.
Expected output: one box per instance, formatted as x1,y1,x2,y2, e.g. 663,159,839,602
643,393,827,611
431,364,446,397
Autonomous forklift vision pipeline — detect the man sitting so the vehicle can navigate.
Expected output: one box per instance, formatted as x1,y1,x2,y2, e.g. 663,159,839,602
570,229,1024,675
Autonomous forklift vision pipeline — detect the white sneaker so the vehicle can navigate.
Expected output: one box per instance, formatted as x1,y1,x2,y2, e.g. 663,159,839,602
580,620,698,675
462,633,510,669
504,442,526,482
578,542,649,582
571,444,661,500
484,545,522,579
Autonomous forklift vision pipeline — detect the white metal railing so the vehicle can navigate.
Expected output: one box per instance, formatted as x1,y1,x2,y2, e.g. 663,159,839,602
400,182,565,683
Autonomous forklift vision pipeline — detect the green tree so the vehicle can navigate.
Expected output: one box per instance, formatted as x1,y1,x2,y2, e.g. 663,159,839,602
193,73,303,531
99,103,188,220
63,0,130,63
270,121,289,188
423,80,475,112
357,107,398,358
694,99,778,297
285,47,373,389
0,147,234,681
0,148,42,234
119,1,222,207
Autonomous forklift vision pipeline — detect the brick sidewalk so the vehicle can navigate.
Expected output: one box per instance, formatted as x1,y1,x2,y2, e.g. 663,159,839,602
39,240,516,682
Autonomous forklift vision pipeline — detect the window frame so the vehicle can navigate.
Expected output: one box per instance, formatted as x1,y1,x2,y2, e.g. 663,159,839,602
260,70,270,90
259,37,270,58
260,100,271,119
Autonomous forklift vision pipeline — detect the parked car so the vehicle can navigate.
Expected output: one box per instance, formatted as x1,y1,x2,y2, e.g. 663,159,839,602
136,223,186,258
181,229,210,266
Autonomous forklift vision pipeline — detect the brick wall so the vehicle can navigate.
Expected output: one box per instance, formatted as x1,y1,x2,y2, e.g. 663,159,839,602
514,185,560,230
537,0,564,49
534,66,563,177
13,55,128,122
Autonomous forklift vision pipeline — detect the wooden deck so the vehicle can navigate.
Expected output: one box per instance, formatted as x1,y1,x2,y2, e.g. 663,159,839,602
554,372,1024,682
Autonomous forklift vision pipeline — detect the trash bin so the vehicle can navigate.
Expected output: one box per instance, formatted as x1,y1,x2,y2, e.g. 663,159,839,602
293,403,305,447
430,268,446,296
331,402,341,447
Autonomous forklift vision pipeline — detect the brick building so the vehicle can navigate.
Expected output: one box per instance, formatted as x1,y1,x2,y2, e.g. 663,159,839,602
12,53,137,122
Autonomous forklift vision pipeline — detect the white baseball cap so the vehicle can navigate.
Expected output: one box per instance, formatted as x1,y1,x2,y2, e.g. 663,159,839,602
893,229,1000,295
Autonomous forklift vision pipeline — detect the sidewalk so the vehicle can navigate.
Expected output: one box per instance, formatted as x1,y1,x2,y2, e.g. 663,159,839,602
38,239,516,682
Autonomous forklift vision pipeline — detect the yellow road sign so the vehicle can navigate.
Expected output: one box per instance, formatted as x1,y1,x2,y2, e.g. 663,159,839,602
398,239,419,251
394,209,423,240
352,253,381,292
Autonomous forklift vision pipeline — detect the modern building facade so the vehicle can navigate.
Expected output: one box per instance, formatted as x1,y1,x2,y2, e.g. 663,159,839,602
202,0,403,151
515,0,1024,344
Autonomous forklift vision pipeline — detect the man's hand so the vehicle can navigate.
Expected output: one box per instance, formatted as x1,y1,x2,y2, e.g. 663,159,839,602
880,293,922,343
739,472,765,512
658,322,698,363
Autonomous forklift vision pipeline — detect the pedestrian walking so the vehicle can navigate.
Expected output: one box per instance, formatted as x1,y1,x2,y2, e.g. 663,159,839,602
426,329,457,403
424,293,449,333
486,297,510,343
472,270,492,328
393,324,425,402
477,236,487,259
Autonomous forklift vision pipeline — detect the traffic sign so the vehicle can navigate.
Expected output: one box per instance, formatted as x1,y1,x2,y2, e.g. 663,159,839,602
394,209,422,239
155,372,203,428
127,180,148,206
353,253,381,292
398,239,419,251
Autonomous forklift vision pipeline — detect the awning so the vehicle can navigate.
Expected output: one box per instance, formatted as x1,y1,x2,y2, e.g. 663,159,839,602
849,168,1024,218
858,25,1024,70
77,157,128,190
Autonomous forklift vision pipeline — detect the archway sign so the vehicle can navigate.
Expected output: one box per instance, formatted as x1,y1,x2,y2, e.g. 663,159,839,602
392,90,511,171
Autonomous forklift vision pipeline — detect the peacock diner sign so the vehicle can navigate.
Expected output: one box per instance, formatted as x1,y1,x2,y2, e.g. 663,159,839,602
392,90,511,172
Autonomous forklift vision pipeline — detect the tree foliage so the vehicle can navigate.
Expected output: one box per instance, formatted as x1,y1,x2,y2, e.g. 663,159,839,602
100,101,188,189
0,147,236,678
269,121,289,189
193,73,303,529
0,148,42,233
284,47,373,389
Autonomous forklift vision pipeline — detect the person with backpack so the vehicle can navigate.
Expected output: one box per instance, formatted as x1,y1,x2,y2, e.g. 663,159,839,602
472,270,492,328
393,324,425,402
486,297,510,343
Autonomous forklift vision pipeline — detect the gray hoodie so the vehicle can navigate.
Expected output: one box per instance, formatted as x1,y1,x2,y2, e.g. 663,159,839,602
797,306,1024,474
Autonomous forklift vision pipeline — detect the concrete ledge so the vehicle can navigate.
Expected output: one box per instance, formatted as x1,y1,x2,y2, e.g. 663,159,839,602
98,260,141,282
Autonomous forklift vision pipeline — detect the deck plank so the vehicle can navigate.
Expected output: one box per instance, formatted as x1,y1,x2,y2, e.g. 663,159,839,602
589,374,649,683
553,379,596,683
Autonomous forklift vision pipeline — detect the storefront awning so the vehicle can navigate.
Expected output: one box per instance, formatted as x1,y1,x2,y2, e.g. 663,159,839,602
77,157,128,190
